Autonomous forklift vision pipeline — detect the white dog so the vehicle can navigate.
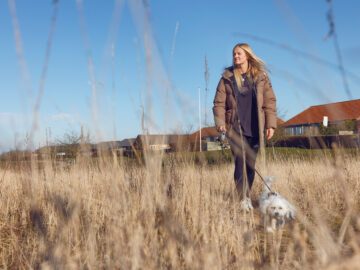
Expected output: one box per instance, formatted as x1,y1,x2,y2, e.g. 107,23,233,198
259,176,296,232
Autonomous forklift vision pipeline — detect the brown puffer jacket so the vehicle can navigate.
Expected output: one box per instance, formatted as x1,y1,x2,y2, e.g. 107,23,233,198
213,66,277,143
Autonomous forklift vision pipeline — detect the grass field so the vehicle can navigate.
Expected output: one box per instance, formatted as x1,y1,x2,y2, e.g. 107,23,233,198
1,149,360,269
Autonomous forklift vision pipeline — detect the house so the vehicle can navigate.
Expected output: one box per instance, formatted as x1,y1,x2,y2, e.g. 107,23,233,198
134,135,174,151
277,117,285,127
117,138,136,156
134,131,221,152
97,139,136,156
167,134,192,151
36,145,54,159
118,138,136,151
189,127,225,151
282,99,360,136
35,143,96,159
97,141,121,151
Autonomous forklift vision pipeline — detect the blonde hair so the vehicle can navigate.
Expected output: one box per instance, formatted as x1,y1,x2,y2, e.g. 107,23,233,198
232,43,267,88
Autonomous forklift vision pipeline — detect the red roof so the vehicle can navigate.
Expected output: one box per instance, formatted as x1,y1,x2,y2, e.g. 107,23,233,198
277,117,285,126
189,127,219,142
283,99,360,127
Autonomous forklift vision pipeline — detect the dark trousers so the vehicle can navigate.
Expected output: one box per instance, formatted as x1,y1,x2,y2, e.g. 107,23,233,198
228,129,259,198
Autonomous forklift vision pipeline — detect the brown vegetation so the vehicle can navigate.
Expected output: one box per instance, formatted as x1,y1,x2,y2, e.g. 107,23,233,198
0,150,360,269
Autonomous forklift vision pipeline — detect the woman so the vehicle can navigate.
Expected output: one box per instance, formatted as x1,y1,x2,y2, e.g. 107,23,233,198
213,43,277,209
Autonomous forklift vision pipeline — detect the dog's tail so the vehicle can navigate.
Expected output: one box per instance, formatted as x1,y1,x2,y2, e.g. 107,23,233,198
263,176,275,191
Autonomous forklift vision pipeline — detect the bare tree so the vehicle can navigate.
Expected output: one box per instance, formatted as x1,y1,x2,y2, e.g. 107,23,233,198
56,127,91,146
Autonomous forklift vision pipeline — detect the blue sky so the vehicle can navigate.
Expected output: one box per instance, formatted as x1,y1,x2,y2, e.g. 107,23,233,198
1,0,360,152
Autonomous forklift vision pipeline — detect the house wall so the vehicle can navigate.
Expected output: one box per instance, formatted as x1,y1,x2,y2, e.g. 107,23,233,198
148,144,171,151
205,141,222,151
284,124,320,136
285,120,360,136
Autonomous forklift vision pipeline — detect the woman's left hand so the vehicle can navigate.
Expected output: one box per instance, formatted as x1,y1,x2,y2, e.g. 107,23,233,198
266,128,275,140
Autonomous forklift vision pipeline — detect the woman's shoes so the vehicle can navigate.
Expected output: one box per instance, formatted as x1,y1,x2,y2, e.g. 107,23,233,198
240,197,253,212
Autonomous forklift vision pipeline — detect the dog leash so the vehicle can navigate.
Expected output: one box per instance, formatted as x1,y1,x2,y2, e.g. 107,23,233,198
254,168,274,193
220,131,275,194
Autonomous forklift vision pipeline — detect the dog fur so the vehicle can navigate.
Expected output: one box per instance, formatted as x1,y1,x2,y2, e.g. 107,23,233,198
259,176,296,232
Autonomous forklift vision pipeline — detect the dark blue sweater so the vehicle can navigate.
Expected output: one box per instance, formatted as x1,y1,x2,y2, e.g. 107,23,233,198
233,74,259,138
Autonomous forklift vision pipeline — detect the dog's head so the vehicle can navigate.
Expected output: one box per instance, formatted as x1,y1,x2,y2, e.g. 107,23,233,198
267,196,292,220
266,196,296,224
262,192,296,232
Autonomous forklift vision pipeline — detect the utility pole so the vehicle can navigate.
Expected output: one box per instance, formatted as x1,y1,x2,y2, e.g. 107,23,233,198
80,125,84,143
45,127,49,147
198,87,202,152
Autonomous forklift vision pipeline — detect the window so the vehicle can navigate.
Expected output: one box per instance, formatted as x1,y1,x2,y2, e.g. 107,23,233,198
295,126,303,135
285,126,304,136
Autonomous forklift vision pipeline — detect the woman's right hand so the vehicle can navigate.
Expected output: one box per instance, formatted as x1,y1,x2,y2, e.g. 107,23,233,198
217,125,227,133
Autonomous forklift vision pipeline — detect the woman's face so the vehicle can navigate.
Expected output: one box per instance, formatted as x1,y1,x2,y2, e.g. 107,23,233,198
233,46,248,66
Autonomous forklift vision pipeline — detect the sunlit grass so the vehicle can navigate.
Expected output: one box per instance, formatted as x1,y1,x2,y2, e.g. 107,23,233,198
0,149,360,269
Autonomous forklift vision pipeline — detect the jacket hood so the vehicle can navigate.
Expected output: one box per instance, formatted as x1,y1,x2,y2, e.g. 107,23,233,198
222,66,234,81
222,66,267,82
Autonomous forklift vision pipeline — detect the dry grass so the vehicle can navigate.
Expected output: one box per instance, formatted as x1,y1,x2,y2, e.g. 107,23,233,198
1,151,360,269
